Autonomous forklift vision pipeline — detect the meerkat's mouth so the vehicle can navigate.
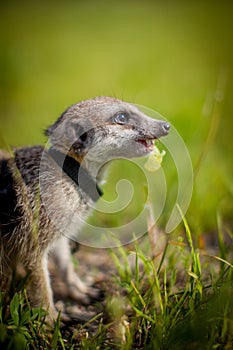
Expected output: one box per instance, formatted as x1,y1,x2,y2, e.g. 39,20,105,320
136,138,155,152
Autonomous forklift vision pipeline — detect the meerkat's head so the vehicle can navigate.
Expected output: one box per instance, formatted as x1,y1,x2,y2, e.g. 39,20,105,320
45,96,170,170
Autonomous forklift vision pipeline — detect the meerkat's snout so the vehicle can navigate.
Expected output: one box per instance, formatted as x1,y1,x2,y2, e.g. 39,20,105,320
143,118,170,139
131,120,169,157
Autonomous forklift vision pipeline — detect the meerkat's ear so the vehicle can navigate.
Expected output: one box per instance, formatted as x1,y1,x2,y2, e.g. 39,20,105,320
69,122,94,150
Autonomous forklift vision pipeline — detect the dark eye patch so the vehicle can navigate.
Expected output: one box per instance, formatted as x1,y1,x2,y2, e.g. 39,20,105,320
114,112,130,124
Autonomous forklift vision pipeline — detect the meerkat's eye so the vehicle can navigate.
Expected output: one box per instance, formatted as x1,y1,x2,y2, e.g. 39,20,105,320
114,112,129,124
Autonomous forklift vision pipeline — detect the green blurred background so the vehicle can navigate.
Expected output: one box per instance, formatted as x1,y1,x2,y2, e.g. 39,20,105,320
0,0,232,237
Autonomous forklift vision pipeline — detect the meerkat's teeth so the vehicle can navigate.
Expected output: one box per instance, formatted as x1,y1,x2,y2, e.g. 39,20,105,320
136,139,155,151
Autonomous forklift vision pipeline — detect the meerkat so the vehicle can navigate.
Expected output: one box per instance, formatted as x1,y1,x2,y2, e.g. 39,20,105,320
0,96,170,322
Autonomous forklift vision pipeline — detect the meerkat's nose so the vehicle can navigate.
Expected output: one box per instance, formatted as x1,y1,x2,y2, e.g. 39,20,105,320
161,122,170,134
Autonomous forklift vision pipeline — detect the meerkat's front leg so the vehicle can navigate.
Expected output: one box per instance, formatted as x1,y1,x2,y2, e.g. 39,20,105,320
51,237,99,304
26,254,58,322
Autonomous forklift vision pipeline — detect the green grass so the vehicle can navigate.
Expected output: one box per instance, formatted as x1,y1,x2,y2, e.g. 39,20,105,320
1,216,232,349
108,216,233,349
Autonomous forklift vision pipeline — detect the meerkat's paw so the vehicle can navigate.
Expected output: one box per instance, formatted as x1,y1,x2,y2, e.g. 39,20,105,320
66,275,100,304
